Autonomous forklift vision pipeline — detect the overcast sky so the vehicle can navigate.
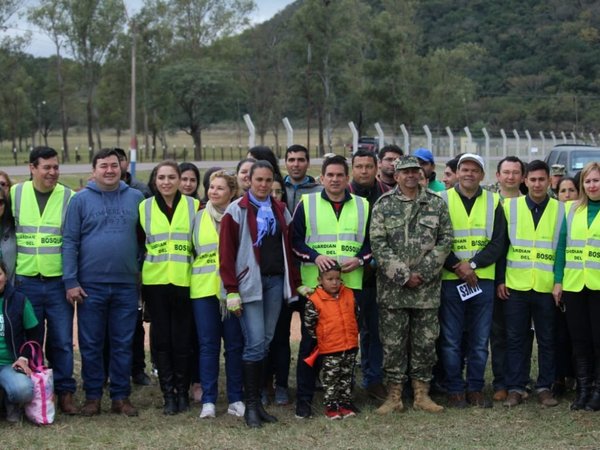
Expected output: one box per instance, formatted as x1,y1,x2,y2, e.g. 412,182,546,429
6,0,294,57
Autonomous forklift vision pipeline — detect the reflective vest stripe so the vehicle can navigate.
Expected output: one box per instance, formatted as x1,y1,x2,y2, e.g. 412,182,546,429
442,188,498,280
190,209,220,298
145,254,192,263
564,203,600,291
505,197,562,292
140,195,197,287
301,193,368,289
12,182,72,277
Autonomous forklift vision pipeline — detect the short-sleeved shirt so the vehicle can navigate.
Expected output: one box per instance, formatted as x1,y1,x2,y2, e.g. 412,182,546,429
0,297,38,365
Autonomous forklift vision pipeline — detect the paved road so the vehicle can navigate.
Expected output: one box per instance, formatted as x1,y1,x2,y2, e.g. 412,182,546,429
1,160,239,176
1,158,329,176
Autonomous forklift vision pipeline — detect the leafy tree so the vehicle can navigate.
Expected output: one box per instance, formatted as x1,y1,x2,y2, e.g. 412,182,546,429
155,58,235,159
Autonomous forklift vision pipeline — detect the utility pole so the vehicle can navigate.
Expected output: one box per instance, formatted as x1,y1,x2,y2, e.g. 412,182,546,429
130,19,138,177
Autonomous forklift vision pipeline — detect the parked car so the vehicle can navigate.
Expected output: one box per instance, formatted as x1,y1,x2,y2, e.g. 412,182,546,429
347,136,379,154
545,144,600,178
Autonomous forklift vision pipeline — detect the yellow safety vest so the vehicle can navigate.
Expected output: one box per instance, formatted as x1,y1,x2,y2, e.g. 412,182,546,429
441,188,499,280
11,181,73,277
504,196,564,293
300,193,368,289
563,202,600,292
140,195,198,287
190,209,220,299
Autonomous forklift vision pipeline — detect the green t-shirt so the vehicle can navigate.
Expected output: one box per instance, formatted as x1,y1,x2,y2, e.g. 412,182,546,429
0,296,38,366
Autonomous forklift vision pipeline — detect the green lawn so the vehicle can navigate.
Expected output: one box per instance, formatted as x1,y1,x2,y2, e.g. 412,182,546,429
3,347,600,449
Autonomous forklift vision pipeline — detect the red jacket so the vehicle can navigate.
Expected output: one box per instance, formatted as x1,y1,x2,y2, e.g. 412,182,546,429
308,285,358,354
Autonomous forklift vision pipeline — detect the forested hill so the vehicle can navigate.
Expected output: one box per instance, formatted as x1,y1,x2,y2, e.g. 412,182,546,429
263,0,600,132
416,0,600,95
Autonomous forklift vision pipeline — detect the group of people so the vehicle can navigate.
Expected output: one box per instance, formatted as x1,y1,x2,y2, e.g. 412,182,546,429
0,142,599,427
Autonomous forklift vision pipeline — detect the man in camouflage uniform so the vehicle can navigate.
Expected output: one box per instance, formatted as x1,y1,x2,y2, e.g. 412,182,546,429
370,156,453,414
548,164,565,199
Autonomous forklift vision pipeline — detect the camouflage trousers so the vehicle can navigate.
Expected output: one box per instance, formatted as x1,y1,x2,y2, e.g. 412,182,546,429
321,349,358,406
379,307,439,385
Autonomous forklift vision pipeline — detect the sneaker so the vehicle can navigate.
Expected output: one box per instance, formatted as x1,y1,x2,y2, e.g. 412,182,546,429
199,403,216,419
338,405,356,418
295,399,312,419
325,405,342,420
275,385,290,406
227,401,245,417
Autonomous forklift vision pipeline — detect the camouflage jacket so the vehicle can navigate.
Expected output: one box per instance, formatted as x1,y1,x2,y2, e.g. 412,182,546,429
370,186,453,309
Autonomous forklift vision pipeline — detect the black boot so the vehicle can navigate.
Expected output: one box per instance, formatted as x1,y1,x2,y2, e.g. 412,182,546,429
256,359,278,423
173,353,191,413
572,357,592,411
585,357,600,411
155,351,178,415
243,361,262,428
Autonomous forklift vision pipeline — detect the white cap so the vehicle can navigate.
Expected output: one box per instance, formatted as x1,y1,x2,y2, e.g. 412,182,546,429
458,153,485,171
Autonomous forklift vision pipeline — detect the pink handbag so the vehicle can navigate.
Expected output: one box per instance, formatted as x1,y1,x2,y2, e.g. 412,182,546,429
19,341,55,425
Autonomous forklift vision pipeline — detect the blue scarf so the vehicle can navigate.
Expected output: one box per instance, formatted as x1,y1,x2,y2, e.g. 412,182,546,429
248,191,277,247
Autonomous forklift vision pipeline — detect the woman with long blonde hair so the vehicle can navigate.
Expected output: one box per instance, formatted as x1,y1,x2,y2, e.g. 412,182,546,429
553,161,600,411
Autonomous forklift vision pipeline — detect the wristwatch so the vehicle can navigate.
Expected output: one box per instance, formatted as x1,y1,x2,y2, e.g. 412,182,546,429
358,257,365,267
469,261,477,270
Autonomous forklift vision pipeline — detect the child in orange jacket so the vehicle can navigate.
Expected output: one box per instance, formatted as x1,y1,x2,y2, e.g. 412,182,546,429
304,264,359,419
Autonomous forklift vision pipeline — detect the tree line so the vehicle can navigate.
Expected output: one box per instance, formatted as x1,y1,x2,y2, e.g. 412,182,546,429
1,0,598,161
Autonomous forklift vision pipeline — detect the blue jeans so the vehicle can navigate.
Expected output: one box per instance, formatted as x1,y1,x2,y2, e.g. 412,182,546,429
192,296,243,404
0,365,34,404
238,275,283,362
504,289,556,392
355,285,384,387
77,282,138,400
15,275,75,394
440,279,494,394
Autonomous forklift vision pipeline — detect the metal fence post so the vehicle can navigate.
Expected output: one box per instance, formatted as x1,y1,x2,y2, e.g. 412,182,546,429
423,124,432,151
446,127,454,158
512,130,520,159
500,129,507,158
374,122,385,150
400,124,410,153
243,114,255,148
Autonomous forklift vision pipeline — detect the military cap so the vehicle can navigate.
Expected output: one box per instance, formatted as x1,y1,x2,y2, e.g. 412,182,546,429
551,164,566,177
394,155,422,171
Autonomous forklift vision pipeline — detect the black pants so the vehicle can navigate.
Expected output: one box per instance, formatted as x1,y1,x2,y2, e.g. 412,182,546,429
564,288,600,363
143,284,193,356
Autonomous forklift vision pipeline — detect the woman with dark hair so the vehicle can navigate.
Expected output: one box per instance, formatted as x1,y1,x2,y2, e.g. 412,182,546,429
247,146,283,180
553,162,600,411
236,158,255,193
179,162,201,199
219,160,298,428
557,177,579,203
0,187,16,283
0,171,12,198
140,161,199,415
0,261,40,423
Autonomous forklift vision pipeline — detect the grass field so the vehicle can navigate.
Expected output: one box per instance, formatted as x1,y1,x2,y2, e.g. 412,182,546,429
2,347,600,449
0,125,359,167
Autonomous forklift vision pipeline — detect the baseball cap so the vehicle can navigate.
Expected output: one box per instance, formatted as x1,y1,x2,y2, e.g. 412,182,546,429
412,148,434,163
394,156,422,171
458,153,485,171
